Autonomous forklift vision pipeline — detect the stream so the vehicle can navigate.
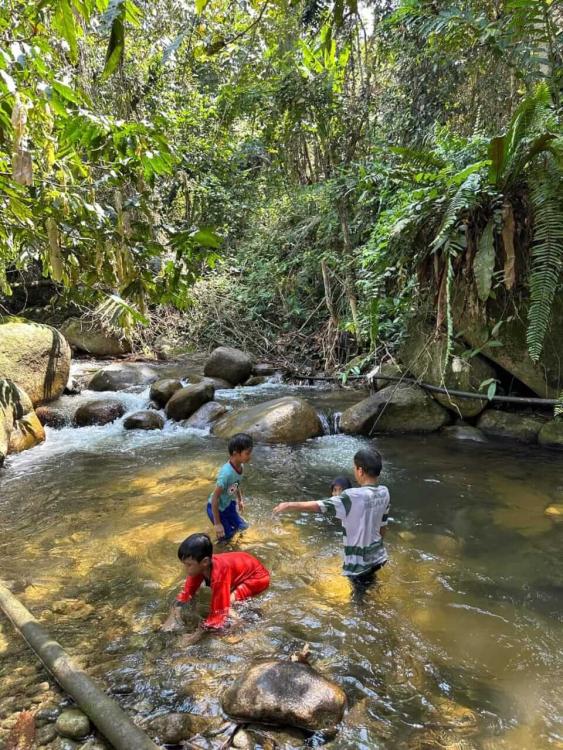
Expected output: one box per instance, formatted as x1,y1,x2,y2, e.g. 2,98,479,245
0,358,562,749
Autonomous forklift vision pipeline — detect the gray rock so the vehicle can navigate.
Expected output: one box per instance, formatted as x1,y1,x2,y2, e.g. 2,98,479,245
252,363,278,377
149,378,183,407
213,397,322,444
36,706,61,724
400,320,496,418
442,425,487,442
36,723,58,745
55,708,90,739
78,740,110,750
88,365,157,392
1,379,45,463
184,401,227,429
165,382,215,421
221,660,346,731
204,347,253,386
477,410,545,443
123,410,165,430
147,713,210,744
74,399,125,427
340,383,450,435
538,420,563,449
244,376,267,387
54,739,80,750
60,318,131,357
203,376,233,389
36,406,68,429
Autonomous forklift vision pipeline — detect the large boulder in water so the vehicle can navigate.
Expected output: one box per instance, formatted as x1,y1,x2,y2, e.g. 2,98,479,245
0,318,71,405
477,410,545,443
399,320,496,418
213,397,322,444
74,399,125,427
88,364,157,392
149,378,183,407
0,379,45,463
165,382,215,421
184,401,227,429
123,410,165,430
221,660,346,731
538,420,563,449
60,317,131,357
204,347,253,386
340,384,450,435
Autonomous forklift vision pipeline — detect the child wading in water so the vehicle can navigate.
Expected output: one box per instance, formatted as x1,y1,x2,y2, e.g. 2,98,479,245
208,433,253,542
161,533,270,643
274,448,390,591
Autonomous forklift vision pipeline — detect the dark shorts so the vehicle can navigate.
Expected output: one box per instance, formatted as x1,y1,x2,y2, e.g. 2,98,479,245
349,561,387,588
206,500,249,540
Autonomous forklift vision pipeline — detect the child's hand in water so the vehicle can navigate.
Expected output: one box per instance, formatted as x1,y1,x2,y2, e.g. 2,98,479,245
273,502,291,514
214,522,226,540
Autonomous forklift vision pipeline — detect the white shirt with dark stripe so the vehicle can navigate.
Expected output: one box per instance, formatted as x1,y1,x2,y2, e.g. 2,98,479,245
318,485,390,576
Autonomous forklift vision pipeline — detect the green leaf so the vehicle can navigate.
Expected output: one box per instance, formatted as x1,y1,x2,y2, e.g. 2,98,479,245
474,220,495,301
488,135,506,186
195,0,209,14
487,381,497,400
102,16,125,80
52,80,84,105
53,0,79,62
191,228,221,248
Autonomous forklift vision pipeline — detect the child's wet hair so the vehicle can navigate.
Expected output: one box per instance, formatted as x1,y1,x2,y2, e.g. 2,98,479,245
178,533,213,562
228,432,254,455
330,475,353,492
353,448,382,477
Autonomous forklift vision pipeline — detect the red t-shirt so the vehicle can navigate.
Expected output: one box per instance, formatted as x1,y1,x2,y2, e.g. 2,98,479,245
176,551,269,629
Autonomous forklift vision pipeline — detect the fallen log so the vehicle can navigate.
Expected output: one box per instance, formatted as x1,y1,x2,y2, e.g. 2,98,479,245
0,580,161,750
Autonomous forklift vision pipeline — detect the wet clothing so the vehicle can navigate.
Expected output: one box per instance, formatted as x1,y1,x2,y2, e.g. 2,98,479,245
210,461,244,511
176,551,270,630
317,484,390,577
206,499,248,540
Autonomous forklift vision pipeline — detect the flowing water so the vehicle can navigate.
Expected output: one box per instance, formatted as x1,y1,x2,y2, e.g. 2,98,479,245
0,364,562,749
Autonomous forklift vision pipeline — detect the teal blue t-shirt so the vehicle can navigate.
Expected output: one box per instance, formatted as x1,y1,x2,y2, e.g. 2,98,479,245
208,461,243,511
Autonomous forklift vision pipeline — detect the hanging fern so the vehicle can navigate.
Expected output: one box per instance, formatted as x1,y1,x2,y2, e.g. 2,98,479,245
526,160,563,361
430,170,485,252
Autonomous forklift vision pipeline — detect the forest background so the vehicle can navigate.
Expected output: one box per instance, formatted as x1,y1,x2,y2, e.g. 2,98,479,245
0,0,562,391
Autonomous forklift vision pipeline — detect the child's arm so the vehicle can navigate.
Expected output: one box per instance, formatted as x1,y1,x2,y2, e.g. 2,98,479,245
236,487,244,512
161,574,203,631
273,501,321,514
210,486,226,539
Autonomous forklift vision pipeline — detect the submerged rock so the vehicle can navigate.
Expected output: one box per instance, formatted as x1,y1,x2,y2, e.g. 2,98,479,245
88,365,157,392
55,708,90,739
222,660,346,731
204,346,253,386
477,410,544,443
165,381,215,421
60,318,131,357
252,363,278,377
149,378,183,407
538,420,563,449
442,425,487,442
213,397,322,444
544,504,563,518
123,410,165,430
0,317,71,405
74,399,125,427
184,401,227,429
340,384,449,435
147,713,210,744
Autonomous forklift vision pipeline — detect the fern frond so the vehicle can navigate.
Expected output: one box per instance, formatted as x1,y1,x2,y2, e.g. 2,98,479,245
526,164,563,361
555,392,563,418
431,172,484,252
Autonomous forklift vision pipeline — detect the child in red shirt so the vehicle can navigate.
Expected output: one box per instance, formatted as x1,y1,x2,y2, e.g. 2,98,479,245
161,533,270,636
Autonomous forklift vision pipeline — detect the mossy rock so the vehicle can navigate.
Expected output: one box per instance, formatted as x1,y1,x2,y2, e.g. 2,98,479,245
477,410,545,443
0,378,45,463
60,318,131,357
538,420,563,449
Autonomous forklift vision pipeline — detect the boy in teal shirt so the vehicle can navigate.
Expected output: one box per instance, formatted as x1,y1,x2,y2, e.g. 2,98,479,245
207,433,253,541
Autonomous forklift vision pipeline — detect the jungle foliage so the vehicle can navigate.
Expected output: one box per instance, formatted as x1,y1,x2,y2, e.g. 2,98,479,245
0,0,561,365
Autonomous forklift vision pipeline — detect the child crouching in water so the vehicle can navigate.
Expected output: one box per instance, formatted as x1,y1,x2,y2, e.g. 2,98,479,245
161,533,270,642
274,448,390,590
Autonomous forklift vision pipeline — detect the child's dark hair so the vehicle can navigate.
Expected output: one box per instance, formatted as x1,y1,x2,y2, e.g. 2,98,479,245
353,448,382,477
228,432,253,455
330,475,353,492
178,533,213,562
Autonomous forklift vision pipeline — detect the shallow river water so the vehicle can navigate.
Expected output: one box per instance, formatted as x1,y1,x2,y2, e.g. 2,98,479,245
1,369,562,749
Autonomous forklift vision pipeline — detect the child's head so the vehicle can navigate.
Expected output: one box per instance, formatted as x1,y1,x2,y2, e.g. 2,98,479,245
353,448,382,483
330,475,353,496
177,533,213,577
228,432,253,462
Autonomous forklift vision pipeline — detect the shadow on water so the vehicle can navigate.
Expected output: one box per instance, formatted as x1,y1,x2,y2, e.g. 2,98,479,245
0,396,562,748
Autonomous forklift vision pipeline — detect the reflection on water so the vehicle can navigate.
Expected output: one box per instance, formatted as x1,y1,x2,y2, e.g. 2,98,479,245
1,383,562,749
